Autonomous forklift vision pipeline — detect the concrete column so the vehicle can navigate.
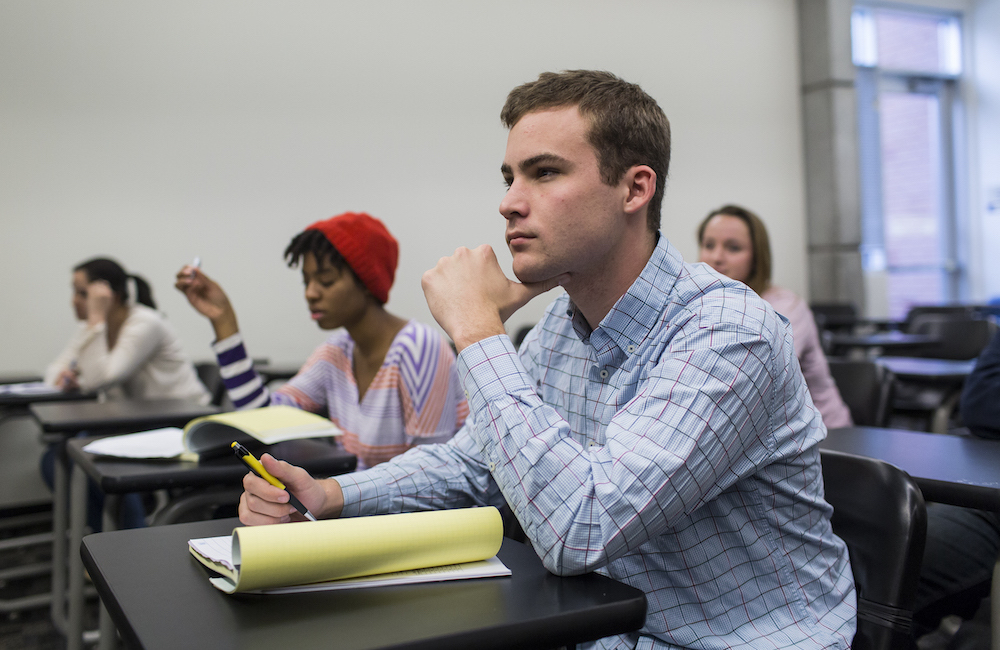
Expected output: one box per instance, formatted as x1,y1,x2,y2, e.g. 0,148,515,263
797,0,865,310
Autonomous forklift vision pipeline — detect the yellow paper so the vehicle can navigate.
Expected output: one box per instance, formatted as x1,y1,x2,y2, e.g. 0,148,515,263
182,405,341,454
206,507,503,593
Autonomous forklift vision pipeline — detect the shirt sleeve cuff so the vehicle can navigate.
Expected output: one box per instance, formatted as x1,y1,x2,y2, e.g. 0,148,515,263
334,471,385,518
457,335,538,417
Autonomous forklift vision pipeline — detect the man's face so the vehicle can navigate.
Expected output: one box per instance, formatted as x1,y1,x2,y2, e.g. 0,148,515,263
500,106,628,290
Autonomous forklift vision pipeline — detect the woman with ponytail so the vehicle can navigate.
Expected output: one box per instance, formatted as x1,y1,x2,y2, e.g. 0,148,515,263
43,257,209,530
45,257,209,402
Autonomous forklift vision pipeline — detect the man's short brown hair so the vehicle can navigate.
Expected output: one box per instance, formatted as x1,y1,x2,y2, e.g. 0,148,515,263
501,70,671,232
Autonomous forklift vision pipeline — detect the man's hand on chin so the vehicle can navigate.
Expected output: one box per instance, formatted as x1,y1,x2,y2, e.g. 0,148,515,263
422,245,566,352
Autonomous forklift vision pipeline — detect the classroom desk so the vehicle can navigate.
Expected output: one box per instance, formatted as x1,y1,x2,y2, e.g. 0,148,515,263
67,437,356,650
0,390,96,429
0,389,94,408
876,356,976,383
821,426,1000,512
30,398,221,650
822,426,1000,649
81,517,648,650
828,331,940,358
30,398,220,436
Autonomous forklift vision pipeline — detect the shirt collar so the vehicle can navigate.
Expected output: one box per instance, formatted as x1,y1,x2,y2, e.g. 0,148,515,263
566,233,683,360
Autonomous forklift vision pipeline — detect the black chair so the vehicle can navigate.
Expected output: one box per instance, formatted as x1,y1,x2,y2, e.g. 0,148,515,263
887,319,995,431
901,305,978,333
827,358,895,427
812,302,859,334
908,318,995,361
194,361,229,408
821,449,927,650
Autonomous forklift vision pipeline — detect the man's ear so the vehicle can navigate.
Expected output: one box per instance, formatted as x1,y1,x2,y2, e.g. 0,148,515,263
623,165,656,215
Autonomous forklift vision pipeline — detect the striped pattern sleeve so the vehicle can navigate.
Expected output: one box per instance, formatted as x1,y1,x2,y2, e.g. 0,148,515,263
212,333,273,409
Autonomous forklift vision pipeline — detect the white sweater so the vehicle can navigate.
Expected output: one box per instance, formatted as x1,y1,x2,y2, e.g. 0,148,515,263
45,304,209,403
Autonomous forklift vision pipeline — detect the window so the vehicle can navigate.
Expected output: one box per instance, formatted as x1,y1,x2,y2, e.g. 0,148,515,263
853,5,965,319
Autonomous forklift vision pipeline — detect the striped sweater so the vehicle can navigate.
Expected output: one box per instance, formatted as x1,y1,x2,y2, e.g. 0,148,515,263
212,320,468,470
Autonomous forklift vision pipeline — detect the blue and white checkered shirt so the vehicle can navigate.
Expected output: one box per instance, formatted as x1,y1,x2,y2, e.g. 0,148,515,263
338,235,857,649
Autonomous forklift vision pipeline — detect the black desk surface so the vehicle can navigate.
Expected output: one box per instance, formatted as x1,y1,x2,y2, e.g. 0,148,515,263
82,518,647,650
67,437,357,493
30,398,220,434
0,389,96,409
829,331,939,349
822,426,1000,512
876,356,976,382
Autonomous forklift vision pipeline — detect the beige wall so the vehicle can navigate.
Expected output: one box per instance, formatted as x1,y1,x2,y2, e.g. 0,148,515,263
1,0,810,371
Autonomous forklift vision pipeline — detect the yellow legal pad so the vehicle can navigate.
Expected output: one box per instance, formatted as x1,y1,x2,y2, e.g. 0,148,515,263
182,405,341,455
188,506,508,594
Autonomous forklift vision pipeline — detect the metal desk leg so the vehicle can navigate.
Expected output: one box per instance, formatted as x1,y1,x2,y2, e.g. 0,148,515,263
49,441,69,635
67,464,89,650
97,495,120,650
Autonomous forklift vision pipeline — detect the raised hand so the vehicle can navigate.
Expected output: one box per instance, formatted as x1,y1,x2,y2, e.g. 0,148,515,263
175,266,239,340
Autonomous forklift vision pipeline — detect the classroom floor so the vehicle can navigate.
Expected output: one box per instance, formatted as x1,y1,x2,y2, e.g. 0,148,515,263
0,414,98,649
0,506,62,650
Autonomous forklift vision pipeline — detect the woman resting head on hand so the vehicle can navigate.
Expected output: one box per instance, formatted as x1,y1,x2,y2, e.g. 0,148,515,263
47,257,207,402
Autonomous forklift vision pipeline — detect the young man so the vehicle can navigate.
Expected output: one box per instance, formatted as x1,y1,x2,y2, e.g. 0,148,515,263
240,70,857,649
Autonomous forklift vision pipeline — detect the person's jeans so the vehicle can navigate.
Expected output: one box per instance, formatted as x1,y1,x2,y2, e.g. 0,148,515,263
40,433,147,531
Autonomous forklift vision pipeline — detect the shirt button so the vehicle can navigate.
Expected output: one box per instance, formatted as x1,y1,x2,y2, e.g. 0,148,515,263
627,345,636,354
464,390,469,399
587,441,600,448
599,369,609,379
488,461,496,472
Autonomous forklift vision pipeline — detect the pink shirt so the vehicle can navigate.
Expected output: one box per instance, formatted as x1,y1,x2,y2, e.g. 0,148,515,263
761,286,853,429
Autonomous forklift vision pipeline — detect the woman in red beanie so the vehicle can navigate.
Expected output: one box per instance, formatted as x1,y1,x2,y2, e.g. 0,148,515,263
175,212,468,470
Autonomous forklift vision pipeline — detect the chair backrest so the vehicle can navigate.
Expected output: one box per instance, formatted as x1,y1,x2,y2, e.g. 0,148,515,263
827,358,895,427
821,449,927,650
911,318,995,360
194,361,228,407
811,302,858,333
903,305,977,332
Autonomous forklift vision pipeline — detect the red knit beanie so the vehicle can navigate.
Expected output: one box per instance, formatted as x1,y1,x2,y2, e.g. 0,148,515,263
304,212,399,304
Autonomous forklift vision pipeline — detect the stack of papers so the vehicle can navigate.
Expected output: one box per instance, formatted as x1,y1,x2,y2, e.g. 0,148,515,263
82,427,196,460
